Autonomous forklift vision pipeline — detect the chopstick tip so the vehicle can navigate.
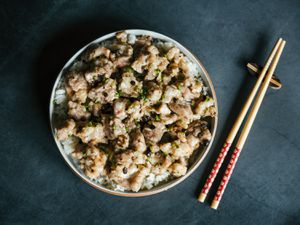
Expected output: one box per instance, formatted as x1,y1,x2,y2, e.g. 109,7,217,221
211,200,219,210
198,193,206,203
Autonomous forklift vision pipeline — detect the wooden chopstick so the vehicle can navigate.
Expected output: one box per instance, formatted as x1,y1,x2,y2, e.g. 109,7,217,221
198,38,283,203
211,40,286,210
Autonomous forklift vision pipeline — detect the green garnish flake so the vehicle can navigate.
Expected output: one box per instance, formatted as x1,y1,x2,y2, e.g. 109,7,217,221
112,125,118,130
125,127,129,132
124,66,134,73
155,114,160,121
53,99,58,106
160,150,168,156
177,84,182,91
84,102,90,111
139,87,148,101
154,69,161,76
205,96,210,102
135,120,141,128
115,91,121,98
172,143,179,149
161,95,165,101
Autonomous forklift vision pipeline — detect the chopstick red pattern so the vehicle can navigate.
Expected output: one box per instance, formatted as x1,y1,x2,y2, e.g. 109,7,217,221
213,146,241,201
199,142,231,197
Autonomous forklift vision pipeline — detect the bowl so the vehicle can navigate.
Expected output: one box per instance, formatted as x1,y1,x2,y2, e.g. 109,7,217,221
49,29,218,197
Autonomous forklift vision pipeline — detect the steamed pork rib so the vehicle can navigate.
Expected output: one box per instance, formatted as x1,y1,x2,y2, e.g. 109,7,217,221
54,31,216,192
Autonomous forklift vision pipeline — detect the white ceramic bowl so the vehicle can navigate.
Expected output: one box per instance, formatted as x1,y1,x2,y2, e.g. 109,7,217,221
49,29,218,197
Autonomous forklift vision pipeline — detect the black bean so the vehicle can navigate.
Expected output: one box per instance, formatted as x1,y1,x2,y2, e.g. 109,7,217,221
123,167,128,174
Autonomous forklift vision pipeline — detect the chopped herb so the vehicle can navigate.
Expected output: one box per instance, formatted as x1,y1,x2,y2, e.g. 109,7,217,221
135,120,141,128
154,69,161,76
161,95,165,101
177,84,182,91
83,102,89,111
82,149,87,157
155,114,160,121
115,91,121,98
160,150,168,156
112,125,118,130
149,145,154,152
53,99,58,106
139,87,148,101
205,96,210,102
124,66,134,73
146,157,151,163
172,142,179,149
125,127,129,132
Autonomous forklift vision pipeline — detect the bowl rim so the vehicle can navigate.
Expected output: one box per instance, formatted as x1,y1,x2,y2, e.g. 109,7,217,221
49,29,218,197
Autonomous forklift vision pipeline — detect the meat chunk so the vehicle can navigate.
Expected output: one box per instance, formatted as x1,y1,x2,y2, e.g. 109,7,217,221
130,166,150,192
118,72,142,98
142,122,166,144
103,117,127,140
130,129,146,153
80,146,107,179
162,85,181,103
82,45,111,61
68,101,91,120
145,54,169,80
71,89,87,103
194,96,215,116
145,82,162,104
160,114,178,125
187,120,211,145
147,45,159,55
166,47,180,61
169,102,193,119
131,55,148,73
168,162,187,177
151,155,172,175
109,150,146,183
170,141,193,159
186,134,200,149
198,128,212,143
76,123,107,144
135,35,152,47
56,119,76,141
116,31,128,43
113,56,131,68
113,98,130,120
85,58,114,83
154,103,171,115
115,133,130,150
126,101,143,121
88,78,117,104
67,72,88,92
88,102,102,117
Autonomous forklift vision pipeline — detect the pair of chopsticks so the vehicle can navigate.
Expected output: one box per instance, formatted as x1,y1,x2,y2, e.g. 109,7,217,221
198,38,286,209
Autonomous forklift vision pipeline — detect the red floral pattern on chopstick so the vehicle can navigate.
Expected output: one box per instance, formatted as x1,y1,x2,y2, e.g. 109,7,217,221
213,146,241,202
200,142,231,195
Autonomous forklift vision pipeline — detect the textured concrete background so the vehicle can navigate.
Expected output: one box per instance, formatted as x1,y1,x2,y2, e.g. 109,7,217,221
1,0,300,224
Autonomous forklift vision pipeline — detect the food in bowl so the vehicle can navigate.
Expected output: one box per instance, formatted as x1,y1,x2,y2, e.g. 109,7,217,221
52,31,216,192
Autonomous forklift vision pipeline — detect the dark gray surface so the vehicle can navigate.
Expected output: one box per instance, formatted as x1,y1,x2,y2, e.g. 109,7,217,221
1,0,300,224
